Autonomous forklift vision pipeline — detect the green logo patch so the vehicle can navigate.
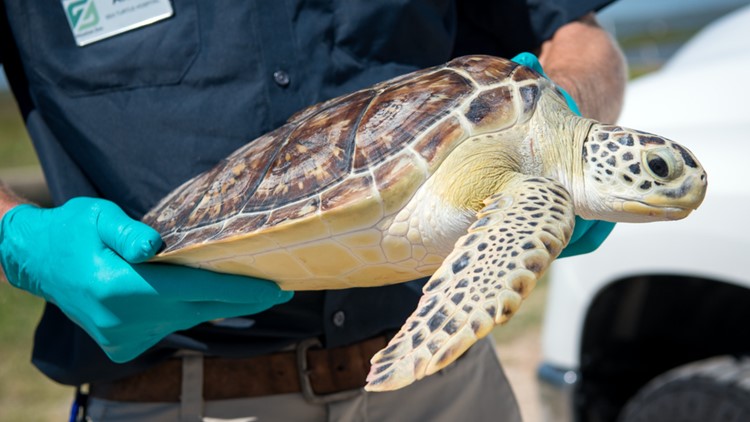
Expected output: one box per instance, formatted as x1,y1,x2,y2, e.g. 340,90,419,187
66,0,99,32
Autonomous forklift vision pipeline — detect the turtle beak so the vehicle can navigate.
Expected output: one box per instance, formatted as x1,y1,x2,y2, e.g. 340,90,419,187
615,171,707,222
619,201,693,221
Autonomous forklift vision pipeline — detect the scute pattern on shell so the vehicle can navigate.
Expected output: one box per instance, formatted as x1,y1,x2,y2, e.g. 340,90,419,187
352,69,473,170
144,56,541,254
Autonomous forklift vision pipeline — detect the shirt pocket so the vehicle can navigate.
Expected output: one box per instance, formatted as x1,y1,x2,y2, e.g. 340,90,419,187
24,0,199,96
332,0,454,68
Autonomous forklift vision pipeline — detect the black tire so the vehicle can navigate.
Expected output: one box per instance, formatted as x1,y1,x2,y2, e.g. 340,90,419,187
619,356,750,422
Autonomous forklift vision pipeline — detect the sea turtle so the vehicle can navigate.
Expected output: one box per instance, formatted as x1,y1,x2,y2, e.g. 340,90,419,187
142,55,707,392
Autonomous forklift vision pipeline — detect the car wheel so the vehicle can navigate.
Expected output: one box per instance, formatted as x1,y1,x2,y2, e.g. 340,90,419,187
618,356,750,422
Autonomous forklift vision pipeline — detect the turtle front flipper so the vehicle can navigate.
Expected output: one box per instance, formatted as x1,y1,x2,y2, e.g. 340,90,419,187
365,176,576,392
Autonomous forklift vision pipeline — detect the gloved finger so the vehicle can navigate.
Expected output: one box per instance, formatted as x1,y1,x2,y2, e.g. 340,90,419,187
94,201,163,263
104,300,289,362
0,205,36,287
568,216,593,246
559,219,616,258
511,52,544,73
102,334,165,363
511,52,582,116
175,301,288,326
132,263,293,304
102,300,280,362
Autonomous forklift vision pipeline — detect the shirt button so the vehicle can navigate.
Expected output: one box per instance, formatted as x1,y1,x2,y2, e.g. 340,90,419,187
273,70,290,87
332,311,346,327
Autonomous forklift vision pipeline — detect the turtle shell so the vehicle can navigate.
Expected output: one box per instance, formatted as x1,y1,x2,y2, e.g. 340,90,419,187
143,56,546,279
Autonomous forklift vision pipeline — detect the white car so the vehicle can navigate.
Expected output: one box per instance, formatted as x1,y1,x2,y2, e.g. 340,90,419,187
538,5,750,422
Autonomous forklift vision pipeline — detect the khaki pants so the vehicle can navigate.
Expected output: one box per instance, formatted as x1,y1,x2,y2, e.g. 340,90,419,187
85,339,521,422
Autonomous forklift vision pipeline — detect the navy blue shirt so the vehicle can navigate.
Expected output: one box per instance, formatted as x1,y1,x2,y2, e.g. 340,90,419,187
0,0,613,385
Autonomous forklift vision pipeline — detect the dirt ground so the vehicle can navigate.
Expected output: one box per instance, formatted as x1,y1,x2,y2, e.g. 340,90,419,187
495,328,544,422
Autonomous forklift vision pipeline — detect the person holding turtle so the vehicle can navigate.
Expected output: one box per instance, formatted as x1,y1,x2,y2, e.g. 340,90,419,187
0,1,625,421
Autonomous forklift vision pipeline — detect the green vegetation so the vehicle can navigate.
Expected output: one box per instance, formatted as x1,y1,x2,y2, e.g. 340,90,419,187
0,92,37,168
0,94,69,421
618,27,697,51
0,283,73,421
619,23,705,80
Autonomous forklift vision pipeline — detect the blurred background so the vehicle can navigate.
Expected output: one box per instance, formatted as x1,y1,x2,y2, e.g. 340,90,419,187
1,0,748,420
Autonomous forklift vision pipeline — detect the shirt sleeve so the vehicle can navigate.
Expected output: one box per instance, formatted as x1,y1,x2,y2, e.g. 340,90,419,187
454,0,616,57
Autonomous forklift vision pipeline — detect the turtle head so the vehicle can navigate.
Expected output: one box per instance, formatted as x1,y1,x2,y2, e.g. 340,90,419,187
577,124,707,223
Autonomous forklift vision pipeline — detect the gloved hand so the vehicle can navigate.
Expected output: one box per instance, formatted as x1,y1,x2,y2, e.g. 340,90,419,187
0,198,293,362
511,52,616,257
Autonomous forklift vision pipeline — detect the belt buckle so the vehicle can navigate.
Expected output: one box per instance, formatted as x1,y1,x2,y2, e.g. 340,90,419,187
296,338,363,404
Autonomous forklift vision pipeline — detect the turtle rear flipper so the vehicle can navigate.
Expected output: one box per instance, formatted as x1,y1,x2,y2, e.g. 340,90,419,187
365,176,576,391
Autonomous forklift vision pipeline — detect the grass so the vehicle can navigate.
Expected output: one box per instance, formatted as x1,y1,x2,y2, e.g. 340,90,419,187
0,283,74,421
0,94,71,421
0,92,38,168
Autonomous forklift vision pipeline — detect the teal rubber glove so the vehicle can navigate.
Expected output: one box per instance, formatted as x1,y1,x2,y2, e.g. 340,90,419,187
0,198,293,362
511,52,616,257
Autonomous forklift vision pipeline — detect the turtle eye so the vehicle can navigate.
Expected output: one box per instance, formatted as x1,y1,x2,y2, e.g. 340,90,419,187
648,156,668,178
643,148,683,181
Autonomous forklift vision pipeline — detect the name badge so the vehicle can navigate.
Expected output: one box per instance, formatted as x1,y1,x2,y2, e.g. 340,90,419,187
62,0,174,46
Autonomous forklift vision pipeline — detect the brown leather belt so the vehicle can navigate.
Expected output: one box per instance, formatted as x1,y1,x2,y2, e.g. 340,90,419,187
89,335,389,404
